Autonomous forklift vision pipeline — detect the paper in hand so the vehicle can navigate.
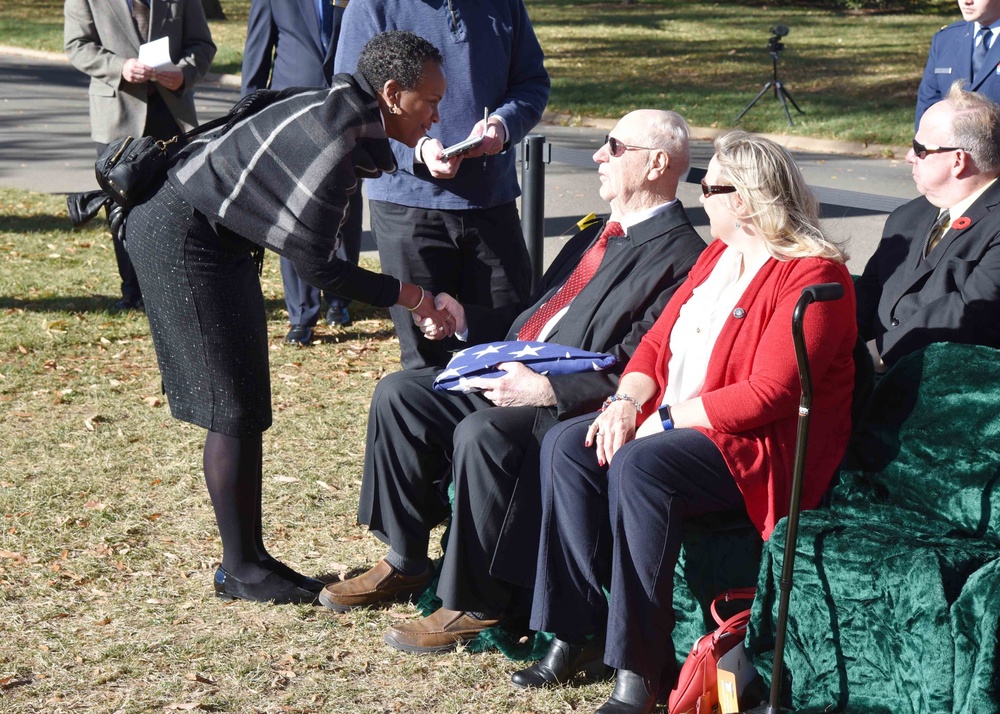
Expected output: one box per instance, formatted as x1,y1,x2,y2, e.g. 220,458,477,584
137,37,181,72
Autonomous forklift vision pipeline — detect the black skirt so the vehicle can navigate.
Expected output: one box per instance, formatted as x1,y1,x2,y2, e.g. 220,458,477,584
126,178,272,436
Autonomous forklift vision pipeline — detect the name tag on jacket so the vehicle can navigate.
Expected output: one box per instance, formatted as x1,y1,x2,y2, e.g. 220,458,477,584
935,67,953,74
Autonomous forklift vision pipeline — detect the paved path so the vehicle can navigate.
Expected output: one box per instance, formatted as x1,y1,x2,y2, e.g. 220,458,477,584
0,51,920,273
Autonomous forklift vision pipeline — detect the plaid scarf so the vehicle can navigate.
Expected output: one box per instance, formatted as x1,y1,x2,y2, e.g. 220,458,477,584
170,72,395,268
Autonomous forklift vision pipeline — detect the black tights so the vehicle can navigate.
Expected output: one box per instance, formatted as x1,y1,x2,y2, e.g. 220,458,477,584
203,431,271,581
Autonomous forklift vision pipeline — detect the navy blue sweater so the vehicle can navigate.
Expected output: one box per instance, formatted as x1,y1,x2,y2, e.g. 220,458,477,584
334,0,550,210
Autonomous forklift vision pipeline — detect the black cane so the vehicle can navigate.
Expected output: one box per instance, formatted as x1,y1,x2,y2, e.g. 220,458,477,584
746,282,844,714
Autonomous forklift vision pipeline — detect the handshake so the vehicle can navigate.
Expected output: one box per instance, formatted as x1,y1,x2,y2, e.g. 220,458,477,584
408,291,467,341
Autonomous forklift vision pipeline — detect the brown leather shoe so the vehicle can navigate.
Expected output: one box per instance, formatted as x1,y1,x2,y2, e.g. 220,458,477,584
384,607,503,654
318,559,431,613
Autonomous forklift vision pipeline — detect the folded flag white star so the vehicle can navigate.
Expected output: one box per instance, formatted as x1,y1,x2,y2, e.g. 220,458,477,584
433,340,617,393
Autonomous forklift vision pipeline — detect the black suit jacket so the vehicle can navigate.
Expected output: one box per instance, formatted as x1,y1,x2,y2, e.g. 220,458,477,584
457,202,704,585
463,202,706,421
856,180,1000,366
240,0,341,94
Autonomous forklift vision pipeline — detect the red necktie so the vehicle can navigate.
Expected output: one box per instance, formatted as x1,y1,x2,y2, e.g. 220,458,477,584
517,221,623,341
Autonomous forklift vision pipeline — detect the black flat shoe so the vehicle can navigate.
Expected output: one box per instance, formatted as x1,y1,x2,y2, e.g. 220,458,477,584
594,668,660,714
511,637,608,688
214,566,322,604
260,558,325,594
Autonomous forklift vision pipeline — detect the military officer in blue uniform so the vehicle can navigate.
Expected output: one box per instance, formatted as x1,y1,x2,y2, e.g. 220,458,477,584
917,0,1000,127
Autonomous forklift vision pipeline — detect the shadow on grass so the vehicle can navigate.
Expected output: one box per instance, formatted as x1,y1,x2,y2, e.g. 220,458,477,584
0,212,78,234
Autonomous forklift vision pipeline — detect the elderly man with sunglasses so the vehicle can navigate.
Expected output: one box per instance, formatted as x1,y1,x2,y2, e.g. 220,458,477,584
319,109,706,653
857,82,1000,371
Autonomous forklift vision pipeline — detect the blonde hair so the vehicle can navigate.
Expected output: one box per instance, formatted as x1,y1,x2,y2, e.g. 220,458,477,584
713,130,846,263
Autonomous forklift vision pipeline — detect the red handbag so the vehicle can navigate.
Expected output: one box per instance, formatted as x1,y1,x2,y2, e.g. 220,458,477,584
668,587,757,714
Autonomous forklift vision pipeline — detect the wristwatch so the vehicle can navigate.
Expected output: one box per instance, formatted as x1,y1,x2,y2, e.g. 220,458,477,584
658,404,674,430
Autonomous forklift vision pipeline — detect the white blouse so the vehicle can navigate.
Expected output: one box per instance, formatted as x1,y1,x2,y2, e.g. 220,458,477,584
663,245,769,407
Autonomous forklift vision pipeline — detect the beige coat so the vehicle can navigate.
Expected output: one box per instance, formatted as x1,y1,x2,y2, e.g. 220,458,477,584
64,0,216,143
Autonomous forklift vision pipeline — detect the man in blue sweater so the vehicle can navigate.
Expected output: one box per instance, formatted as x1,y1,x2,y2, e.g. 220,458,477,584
334,0,550,368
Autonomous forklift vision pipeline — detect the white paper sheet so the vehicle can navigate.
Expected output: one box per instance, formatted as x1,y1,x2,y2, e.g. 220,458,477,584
137,37,180,72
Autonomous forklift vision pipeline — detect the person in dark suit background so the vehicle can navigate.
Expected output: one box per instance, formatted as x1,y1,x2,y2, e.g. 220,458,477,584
916,0,1000,127
241,0,362,343
859,82,1000,372
65,0,216,311
318,110,707,654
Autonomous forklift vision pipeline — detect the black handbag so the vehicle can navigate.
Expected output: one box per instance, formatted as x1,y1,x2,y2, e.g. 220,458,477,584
96,134,179,211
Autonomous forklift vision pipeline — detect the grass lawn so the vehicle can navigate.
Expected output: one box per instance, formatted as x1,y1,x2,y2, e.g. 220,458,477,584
0,0,957,145
0,187,619,712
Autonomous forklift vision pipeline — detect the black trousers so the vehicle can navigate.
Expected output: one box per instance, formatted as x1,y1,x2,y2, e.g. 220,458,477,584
358,367,555,613
529,414,746,685
281,188,362,326
96,91,183,304
369,200,531,369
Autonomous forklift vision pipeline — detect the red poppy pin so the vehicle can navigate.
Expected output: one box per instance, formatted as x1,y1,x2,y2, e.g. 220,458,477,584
952,216,972,231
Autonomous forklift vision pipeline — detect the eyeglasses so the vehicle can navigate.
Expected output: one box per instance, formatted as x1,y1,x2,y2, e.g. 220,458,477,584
700,179,738,198
604,135,658,157
911,138,964,160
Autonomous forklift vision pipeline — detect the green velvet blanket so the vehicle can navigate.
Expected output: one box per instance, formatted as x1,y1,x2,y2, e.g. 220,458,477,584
750,342,1000,713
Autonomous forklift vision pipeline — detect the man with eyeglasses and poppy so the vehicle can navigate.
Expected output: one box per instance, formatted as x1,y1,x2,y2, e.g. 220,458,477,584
318,110,706,655
857,82,1000,371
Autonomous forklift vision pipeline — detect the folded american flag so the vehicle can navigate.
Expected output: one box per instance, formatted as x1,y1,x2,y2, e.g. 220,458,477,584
433,341,617,393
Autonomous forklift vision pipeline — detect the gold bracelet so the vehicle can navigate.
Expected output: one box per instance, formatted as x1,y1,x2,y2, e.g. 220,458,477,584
405,289,426,312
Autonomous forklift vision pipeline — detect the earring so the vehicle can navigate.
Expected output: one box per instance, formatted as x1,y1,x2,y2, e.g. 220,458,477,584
388,105,397,115
734,221,741,229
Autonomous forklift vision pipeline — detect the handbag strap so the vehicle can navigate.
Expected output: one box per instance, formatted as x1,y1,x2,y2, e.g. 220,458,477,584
709,587,757,627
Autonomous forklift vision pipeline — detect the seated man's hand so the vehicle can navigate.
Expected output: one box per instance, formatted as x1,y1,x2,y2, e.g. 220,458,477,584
410,292,455,340
467,362,556,408
418,138,462,179
153,69,184,91
433,292,467,336
122,58,154,84
461,116,506,159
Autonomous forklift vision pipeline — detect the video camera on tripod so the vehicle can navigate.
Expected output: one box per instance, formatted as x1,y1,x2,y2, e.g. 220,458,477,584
735,22,804,127
767,24,788,55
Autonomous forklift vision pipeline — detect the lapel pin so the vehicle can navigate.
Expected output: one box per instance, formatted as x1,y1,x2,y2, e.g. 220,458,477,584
733,307,746,319
951,216,972,230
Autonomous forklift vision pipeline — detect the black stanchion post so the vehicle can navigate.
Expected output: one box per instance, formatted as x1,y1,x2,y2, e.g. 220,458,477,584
520,134,548,290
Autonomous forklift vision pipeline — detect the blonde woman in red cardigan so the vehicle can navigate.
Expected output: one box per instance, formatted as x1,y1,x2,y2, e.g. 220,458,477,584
512,131,858,714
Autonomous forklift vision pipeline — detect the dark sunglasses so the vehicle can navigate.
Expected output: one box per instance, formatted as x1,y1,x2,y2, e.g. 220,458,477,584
604,134,658,157
911,138,964,160
700,179,738,198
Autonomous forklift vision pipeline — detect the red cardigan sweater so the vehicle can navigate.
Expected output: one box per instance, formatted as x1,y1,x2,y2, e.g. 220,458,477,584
624,239,857,539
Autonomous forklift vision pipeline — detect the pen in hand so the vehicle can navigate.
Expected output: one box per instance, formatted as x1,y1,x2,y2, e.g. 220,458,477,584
483,106,489,168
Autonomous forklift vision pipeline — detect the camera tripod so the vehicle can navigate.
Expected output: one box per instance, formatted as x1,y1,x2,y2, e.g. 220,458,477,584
735,42,804,127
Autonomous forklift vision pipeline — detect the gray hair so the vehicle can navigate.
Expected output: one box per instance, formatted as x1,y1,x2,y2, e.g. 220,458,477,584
644,110,691,177
357,31,443,92
945,81,1000,175
713,130,846,263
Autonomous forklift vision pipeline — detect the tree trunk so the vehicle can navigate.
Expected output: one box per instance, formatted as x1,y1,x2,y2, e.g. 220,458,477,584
201,0,226,20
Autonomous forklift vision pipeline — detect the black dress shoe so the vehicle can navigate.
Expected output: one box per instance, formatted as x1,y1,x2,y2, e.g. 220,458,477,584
325,304,351,327
511,637,608,688
284,325,312,345
594,669,660,714
214,566,322,604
